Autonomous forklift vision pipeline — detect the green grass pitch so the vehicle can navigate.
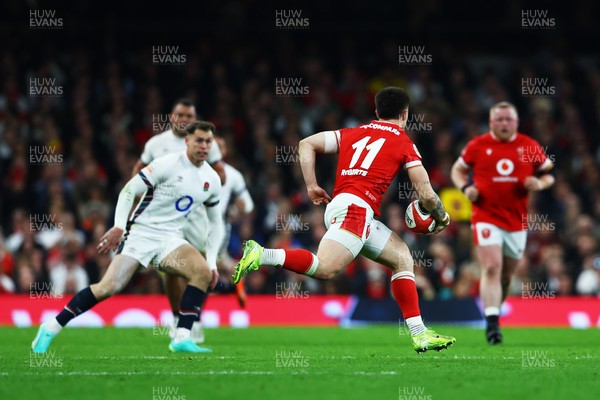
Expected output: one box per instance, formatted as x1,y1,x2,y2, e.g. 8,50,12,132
0,326,598,400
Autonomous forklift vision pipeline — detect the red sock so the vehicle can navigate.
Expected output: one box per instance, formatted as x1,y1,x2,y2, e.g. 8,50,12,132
282,249,316,275
391,272,421,319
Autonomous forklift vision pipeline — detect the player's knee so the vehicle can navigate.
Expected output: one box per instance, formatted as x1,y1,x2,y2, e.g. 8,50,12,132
396,252,414,273
313,260,342,280
186,260,211,284
482,262,501,277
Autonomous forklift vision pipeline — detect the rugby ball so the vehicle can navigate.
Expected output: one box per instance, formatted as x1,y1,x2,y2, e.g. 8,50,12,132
405,200,436,234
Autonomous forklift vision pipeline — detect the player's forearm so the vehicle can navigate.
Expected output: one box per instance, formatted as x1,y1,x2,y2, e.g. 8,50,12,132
237,190,254,214
450,162,470,189
205,206,224,270
298,140,318,187
114,175,147,229
538,174,555,190
420,193,448,222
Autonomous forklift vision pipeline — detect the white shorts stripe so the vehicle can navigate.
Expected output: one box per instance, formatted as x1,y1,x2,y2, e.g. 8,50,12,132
305,255,319,277
391,271,415,281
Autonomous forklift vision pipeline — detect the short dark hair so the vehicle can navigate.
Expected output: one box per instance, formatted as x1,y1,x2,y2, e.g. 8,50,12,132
186,120,216,135
375,87,410,119
172,98,195,110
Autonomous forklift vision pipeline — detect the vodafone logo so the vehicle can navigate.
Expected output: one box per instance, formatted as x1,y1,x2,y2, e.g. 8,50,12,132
496,158,514,176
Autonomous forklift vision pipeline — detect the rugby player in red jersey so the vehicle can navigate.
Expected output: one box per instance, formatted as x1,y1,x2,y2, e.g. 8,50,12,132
451,101,555,344
234,87,455,353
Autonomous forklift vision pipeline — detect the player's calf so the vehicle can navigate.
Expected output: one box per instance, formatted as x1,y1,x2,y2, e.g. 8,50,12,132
160,245,212,348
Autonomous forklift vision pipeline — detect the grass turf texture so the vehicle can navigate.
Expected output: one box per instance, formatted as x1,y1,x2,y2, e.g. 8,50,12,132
0,326,598,400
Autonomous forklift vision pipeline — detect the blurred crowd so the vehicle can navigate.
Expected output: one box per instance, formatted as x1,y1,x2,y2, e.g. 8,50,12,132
1,4,599,300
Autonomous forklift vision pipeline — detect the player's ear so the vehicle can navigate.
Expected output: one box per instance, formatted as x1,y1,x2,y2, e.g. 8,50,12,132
401,108,409,120
375,109,379,119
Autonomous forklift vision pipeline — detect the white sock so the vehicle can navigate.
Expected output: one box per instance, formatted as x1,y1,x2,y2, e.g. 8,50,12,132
484,306,500,317
406,316,426,336
174,327,191,343
261,248,285,267
46,318,62,334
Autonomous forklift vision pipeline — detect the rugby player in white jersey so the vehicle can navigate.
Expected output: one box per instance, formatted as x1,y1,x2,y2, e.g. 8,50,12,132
212,136,254,307
32,121,224,353
181,135,254,322
132,99,225,343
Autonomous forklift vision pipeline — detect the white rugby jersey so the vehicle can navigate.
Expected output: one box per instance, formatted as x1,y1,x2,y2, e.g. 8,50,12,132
220,162,253,217
140,129,222,165
116,151,221,235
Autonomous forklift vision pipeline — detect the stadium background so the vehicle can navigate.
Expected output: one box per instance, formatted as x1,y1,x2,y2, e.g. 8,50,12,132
0,0,599,306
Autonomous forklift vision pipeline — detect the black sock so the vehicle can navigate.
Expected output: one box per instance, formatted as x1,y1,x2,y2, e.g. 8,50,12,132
486,315,499,330
55,287,99,327
177,285,207,330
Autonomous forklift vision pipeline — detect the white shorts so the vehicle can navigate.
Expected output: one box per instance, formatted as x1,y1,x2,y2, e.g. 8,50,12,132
472,222,527,260
117,225,190,268
323,193,392,259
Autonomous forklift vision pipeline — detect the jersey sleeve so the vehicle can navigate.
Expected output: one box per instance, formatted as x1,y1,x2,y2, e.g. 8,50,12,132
207,142,222,165
336,128,349,146
139,137,157,165
230,168,247,197
139,154,171,186
458,139,477,168
402,138,423,169
529,139,552,171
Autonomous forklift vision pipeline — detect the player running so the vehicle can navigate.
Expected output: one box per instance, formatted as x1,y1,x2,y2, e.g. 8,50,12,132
451,101,555,344
31,121,224,353
132,98,229,344
233,87,456,353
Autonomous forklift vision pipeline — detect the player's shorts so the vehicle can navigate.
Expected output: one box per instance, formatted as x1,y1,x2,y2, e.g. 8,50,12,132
323,193,392,259
472,222,527,259
117,225,190,268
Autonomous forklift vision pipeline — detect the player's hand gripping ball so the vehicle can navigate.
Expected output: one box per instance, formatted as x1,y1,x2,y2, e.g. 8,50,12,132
405,200,436,234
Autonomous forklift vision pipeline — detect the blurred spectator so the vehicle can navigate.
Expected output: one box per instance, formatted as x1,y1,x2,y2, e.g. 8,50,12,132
49,237,88,295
